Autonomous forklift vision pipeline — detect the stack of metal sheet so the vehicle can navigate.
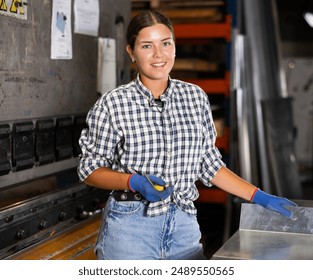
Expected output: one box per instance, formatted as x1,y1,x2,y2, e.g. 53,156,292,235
212,202,313,259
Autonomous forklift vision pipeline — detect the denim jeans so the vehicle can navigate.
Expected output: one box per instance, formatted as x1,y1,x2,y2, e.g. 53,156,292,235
95,196,206,260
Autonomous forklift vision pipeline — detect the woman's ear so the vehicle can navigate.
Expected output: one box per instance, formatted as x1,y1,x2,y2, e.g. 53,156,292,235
126,45,135,62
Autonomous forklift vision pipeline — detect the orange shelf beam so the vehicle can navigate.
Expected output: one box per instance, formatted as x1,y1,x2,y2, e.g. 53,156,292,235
174,15,232,41
185,78,230,95
185,71,230,95
216,127,229,152
197,186,228,205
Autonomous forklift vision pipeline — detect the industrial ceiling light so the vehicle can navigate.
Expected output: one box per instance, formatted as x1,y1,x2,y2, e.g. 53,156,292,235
303,11,313,28
303,0,313,28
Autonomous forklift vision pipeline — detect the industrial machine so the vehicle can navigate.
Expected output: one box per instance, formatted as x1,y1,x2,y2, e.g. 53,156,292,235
0,0,130,259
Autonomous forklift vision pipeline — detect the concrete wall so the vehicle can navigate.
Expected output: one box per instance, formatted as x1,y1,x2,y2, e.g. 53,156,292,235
0,0,131,122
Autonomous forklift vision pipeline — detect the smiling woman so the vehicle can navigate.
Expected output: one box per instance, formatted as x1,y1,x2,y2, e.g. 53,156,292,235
77,10,298,260
126,12,176,98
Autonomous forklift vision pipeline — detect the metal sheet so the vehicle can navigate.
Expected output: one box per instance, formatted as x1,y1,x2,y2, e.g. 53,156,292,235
212,228,313,260
212,202,313,260
240,0,294,194
232,33,259,185
261,98,302,199
240,203,313,234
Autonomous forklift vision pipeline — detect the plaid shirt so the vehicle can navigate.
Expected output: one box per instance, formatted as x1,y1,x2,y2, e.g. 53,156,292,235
77,75,225,216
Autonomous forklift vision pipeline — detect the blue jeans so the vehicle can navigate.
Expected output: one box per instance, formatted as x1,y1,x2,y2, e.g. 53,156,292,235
95,196,206,260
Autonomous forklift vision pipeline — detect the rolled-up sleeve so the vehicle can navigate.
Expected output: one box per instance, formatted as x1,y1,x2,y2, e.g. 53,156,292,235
198,95,225,186
77,100,121,182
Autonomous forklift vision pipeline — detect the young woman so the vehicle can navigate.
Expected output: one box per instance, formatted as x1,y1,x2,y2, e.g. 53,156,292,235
77,10,297,260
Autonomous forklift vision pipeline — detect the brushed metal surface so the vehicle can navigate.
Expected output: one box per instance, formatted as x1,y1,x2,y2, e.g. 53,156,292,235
212,202,313,259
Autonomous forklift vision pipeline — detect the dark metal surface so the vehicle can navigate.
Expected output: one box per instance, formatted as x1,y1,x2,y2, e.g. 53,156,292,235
0,124,11,176
35,119,55,165
261,98,302,199
0,183,109,259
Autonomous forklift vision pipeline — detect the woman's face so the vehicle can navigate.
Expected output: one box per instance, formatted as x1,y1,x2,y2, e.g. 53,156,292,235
127,23,176,85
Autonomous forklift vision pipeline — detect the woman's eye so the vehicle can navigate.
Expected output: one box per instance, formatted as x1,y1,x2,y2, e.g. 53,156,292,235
142,44,151,49
163,41,171,46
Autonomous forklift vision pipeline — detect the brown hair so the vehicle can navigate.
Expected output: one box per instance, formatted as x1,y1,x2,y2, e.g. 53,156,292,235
126,10,175,50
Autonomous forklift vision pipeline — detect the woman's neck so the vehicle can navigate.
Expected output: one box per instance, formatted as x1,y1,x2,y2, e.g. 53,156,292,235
140,75,168,99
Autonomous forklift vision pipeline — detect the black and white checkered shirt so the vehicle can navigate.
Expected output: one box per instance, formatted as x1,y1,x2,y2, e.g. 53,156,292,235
77,75,225,216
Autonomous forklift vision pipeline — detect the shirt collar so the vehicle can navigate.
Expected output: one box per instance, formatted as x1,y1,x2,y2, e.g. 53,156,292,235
134,74,174,106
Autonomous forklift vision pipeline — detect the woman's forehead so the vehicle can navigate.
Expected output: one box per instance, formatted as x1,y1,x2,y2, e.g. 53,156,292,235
136,23,173,41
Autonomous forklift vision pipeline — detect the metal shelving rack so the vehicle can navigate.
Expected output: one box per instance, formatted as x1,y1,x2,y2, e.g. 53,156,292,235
173,8,232,204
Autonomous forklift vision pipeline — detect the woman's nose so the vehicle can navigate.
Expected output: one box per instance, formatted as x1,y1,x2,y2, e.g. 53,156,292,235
153,45,163,58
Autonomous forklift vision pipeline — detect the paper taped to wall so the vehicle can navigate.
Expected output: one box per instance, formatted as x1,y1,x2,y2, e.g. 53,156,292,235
97,38,117,95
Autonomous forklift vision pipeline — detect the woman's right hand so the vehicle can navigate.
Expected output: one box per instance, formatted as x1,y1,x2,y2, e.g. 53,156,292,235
128,174,174,202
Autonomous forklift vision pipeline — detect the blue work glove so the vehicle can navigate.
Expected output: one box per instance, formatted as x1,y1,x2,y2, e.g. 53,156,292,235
251,189,298,218
128,174,174,202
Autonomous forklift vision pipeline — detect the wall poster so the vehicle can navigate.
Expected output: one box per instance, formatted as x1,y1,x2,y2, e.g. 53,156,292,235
0,0,28,20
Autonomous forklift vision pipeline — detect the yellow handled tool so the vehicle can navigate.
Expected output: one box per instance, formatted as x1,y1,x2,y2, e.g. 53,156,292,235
153,184,165,191
144,175,168,192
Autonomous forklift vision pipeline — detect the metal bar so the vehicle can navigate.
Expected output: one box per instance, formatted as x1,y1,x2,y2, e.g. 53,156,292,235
0,158,79,190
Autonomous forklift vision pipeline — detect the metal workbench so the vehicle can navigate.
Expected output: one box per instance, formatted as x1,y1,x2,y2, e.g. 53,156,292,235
212,201,313,259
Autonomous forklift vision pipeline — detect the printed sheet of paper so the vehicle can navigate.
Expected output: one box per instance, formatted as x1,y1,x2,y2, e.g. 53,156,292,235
51,0,72,59
97,38,117,95
0,0,28,20
74,0,100,37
